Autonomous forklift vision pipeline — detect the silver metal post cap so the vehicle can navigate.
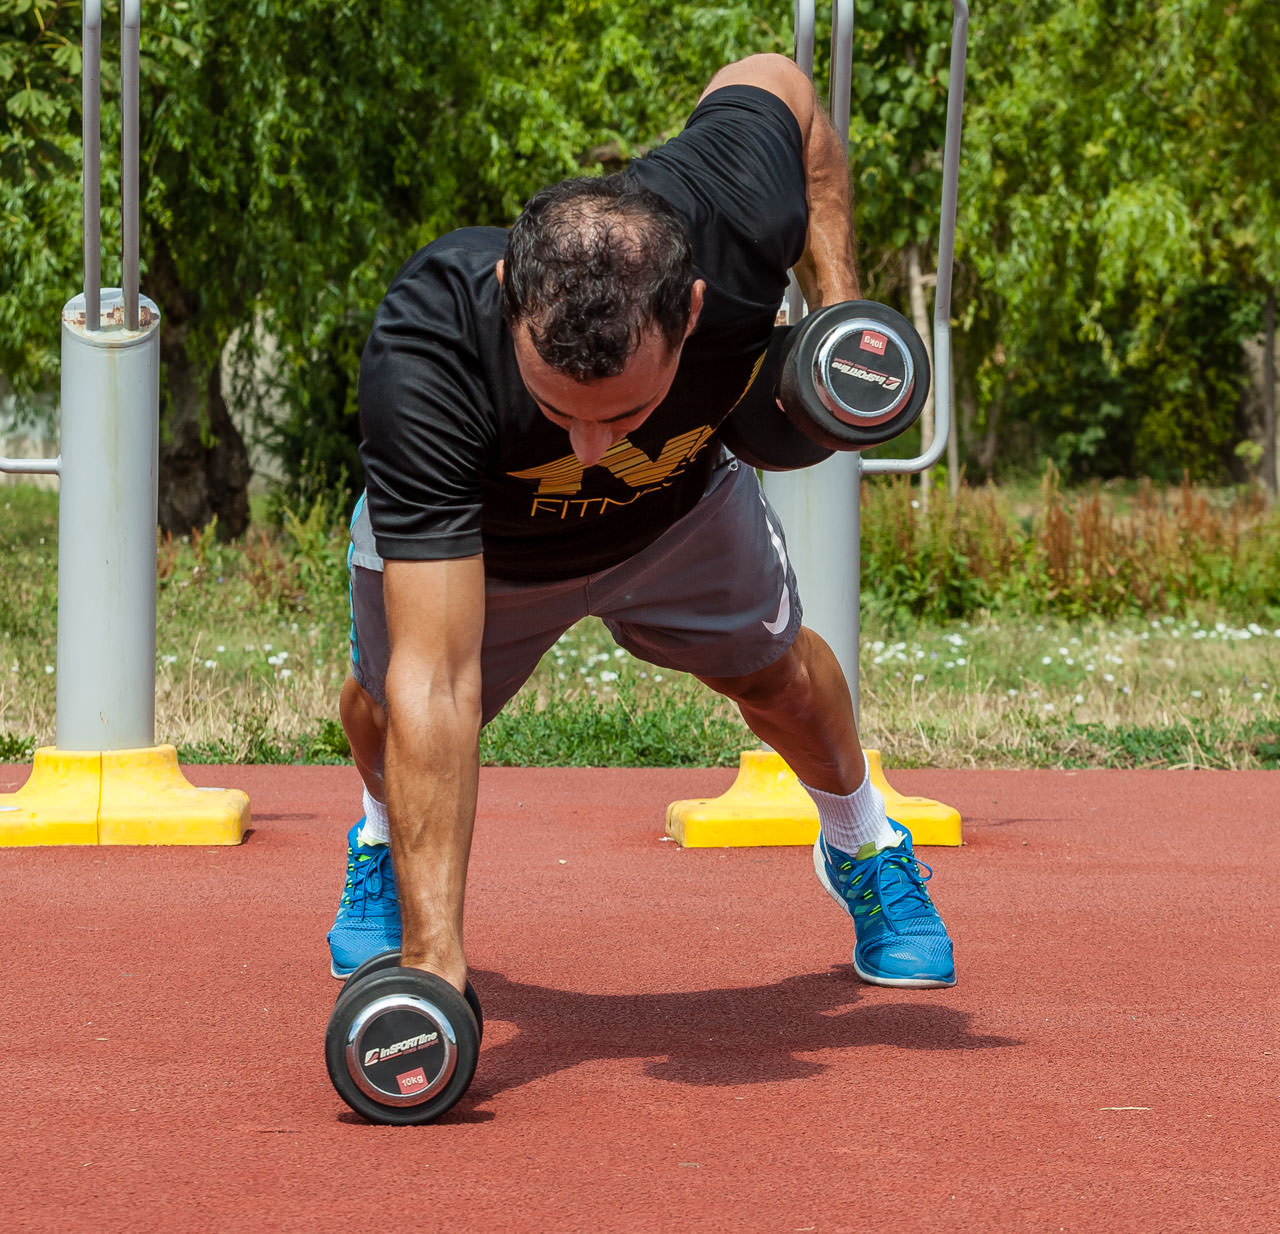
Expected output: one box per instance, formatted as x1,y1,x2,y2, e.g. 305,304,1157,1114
63,289,160,344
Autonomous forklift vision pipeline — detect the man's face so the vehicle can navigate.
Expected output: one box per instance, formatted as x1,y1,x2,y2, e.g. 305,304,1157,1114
499,262,704,468
510,324,681,468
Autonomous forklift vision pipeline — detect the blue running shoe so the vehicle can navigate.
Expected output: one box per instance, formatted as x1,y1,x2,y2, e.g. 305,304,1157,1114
327,820,401,979
813,822,956,988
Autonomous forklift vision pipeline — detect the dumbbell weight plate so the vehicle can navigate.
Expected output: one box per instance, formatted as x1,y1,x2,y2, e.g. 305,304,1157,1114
336,950,483,1044
325,968,480,1125
778,300,931,451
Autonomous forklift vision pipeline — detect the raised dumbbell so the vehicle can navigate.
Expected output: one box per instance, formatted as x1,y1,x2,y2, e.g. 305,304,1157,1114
719,300,930,469
779,299,930,451
325,952,482,1125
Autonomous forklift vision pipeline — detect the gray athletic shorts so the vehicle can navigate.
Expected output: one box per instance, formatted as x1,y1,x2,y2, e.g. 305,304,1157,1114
347,450,803,725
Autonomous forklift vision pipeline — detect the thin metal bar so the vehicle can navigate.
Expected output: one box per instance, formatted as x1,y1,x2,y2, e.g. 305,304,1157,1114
793,0,815,80
121,0,141,330
82,1,102,331
829,0,853,148
0,456,61,476
786,1,817,324
933,0,968,327
862,0,968,477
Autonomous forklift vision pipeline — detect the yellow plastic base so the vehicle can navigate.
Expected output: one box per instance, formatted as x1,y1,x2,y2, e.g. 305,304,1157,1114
0,745,249,847
665,748,961,848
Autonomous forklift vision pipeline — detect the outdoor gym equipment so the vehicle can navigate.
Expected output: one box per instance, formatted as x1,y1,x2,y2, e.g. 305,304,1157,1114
0,2,248,846
767,0,968,707
667,0,969,848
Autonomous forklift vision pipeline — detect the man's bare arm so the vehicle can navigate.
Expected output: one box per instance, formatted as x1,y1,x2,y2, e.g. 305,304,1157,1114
700,53,861,307
382,554,486,994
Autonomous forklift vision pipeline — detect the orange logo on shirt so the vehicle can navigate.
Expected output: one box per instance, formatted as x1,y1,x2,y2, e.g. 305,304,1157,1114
507,348,766,518
508,426,715,497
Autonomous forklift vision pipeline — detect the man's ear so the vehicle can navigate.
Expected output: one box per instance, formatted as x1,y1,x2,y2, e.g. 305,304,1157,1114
495,259,505,285
685,278,706,338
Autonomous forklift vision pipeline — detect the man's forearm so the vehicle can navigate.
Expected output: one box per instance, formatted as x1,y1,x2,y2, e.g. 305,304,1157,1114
793,103,861,308
384,702,481,992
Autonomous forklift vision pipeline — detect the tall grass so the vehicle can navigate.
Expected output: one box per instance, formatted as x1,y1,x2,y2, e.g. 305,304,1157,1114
861,468,1280,624
2,473,1277,768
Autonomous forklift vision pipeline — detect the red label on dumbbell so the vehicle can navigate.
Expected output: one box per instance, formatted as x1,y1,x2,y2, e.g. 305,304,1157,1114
860,330,888,356
396,1067,428,1096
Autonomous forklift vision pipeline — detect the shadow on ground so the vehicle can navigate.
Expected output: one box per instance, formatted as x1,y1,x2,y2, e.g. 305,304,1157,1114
452,966,1020,1107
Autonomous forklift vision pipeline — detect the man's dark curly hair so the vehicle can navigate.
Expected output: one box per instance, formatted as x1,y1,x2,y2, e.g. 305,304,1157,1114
501,174,695,382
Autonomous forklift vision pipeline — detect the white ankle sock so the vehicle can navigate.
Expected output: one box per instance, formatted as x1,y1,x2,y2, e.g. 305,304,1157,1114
803,766,900,855
357,786,391,847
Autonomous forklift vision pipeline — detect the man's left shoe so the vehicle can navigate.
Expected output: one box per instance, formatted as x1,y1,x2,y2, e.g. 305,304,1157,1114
327,820,401,979
813,822,956,988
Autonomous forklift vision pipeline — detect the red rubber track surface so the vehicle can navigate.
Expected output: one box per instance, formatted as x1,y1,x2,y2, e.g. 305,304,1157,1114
1,763,1277,1233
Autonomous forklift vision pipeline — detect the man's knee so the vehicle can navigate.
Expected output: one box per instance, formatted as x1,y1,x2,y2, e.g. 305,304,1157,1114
698,634,811,709
341,675,388,741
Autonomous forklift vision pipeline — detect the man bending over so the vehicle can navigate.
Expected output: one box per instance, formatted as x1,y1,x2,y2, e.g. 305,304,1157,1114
329,54,956,994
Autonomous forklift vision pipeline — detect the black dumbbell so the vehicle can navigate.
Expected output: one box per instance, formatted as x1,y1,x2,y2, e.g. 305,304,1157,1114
718,324,837,471
778,300,931,452
719,300,930,470
325,954,482,1125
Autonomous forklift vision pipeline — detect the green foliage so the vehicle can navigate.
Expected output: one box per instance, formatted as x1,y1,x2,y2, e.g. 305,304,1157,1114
1060,720,1280,772
859,478,1022,620
845,0,955,261
958,0,1280,480
178,716,352,765
0,732,35,761
995,284,1261,482
4,2,1278,491
233,488,350,619
0,2,85,404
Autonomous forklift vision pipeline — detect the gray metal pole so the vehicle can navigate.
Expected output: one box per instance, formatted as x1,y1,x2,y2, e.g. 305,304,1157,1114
828,0,853,145
787,0,816,327
83,2,102,332
121,0,141,330
55,294,161,751
51,0,160,751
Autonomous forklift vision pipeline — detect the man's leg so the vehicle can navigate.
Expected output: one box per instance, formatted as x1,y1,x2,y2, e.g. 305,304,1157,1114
326,676,399,977
325,551,402,978
589,455,953,988
698,627,955,988
697,624,864,794
340,674,386,803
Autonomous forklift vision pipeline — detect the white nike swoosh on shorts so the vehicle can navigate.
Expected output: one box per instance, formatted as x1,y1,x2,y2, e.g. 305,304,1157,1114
760,492,791,635
763,588,790,635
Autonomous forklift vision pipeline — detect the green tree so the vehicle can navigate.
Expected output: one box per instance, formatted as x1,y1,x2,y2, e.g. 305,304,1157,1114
2,0,787,531
958,0,1279,482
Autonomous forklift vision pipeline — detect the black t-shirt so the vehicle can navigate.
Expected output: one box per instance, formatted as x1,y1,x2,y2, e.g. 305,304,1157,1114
358,85,807,582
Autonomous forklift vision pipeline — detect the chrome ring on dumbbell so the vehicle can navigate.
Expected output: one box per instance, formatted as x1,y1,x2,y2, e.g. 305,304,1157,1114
778,300,931,452
813,317,916,426
343,991,460,1107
